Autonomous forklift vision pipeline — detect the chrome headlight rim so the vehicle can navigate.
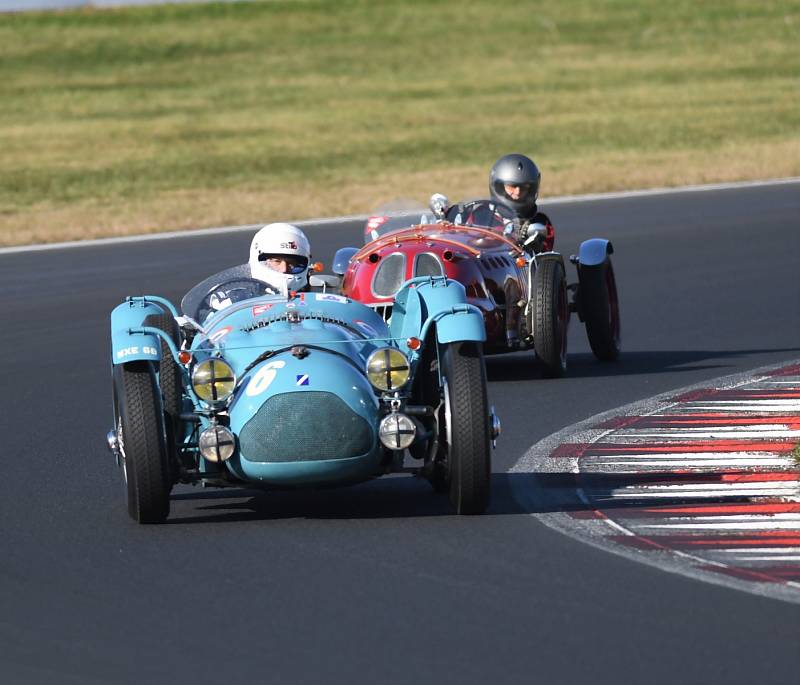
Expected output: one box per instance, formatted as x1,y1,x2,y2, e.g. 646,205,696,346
191,357,237,404
378,412,416,450
366,347,411,392
198,424,236,462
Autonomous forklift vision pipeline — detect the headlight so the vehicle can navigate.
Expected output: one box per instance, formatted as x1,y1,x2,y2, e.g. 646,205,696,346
199,425,236,462
366,347,410,391
379,413,416,450
192,358,236,403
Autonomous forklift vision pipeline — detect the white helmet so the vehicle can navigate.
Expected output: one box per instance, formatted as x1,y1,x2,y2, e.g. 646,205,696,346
249,223,312,293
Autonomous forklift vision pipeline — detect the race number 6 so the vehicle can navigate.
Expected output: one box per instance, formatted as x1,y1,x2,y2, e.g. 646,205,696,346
245,360,287,397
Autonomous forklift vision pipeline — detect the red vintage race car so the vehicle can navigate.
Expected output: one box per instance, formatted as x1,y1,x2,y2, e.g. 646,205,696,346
333,196,620,376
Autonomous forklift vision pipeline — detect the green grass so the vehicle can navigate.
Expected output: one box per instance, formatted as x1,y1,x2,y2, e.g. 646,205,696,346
1,0,798,244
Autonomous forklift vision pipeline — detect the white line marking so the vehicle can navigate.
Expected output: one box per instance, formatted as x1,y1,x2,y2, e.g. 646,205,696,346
2,177,798,254
640,521,800,531
584,451,794,460
648,514,800,523
539,176,800,205
683,402,800,411
721,556,800,562
590,458,792,468
712,550,800,561
612,429,800,439
609,484,800,498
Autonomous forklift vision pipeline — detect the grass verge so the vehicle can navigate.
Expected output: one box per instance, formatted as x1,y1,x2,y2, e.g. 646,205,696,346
1,0,798,246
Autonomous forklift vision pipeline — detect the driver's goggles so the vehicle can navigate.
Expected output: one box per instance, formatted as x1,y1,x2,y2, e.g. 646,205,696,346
258,253,308,274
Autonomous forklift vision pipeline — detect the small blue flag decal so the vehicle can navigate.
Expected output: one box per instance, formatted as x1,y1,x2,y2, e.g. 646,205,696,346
296,374,309,386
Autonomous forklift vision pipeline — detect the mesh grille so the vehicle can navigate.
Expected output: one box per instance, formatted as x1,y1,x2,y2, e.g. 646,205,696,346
239,391,373,462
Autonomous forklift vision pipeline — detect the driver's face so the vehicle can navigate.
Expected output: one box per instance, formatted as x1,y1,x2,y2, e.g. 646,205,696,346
504,183,529,200
263,255,308,274
264,257,291,273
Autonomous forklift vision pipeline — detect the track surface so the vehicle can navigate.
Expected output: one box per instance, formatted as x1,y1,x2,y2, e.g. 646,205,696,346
1,183,798,684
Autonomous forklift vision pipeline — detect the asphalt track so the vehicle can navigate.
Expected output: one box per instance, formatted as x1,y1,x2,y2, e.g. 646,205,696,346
1,182,798,684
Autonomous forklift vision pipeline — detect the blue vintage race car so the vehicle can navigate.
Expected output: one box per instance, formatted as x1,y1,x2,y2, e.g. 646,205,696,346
107,265,499,523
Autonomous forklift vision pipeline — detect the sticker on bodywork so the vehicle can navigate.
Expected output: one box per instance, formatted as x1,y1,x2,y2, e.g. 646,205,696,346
316,293,348,304
208,326,232,343
117,345,158,359
296,374,310,386
252,304,275,316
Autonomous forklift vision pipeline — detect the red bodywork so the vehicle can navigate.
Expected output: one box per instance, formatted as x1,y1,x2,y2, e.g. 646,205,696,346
341,222,529,351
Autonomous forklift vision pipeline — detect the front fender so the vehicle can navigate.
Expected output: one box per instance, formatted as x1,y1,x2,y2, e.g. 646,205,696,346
393,276,486,346
577,238,613,267
110,297,174,365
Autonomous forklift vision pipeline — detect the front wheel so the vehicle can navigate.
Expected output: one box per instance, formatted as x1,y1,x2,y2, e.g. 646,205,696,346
438,342,491,514
580,260,621,361
143,313,183,477
532,258,568,377
113,362,171,523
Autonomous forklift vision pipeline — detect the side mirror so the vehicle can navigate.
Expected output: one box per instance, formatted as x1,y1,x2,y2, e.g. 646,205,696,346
332,247,359,276
523,223,547,245
523,223,548,252
309,274,341,292
429,193,449,219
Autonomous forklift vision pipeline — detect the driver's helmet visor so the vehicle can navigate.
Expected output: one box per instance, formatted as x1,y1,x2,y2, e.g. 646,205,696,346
503,182,534,200
257,253,309,275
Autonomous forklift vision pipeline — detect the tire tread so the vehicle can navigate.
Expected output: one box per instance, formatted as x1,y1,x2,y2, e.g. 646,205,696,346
117,362,170,523
533,259,567,377
444,343,491,514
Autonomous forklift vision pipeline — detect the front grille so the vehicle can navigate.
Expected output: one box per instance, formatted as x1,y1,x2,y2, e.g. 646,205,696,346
239,391,373,462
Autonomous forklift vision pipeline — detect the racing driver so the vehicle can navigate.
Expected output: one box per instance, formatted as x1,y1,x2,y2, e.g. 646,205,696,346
489,153,555,253
203,222,313,315
248,222,313,293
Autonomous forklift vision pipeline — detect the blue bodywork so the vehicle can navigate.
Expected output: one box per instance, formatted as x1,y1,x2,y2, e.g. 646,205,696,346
577,238,613,267
110,269,485,490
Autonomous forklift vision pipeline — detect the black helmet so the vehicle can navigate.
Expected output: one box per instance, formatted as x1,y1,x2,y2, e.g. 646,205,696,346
489,153,541,216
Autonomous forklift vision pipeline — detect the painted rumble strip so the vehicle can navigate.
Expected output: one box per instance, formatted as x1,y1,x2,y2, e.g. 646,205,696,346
510,360,800,604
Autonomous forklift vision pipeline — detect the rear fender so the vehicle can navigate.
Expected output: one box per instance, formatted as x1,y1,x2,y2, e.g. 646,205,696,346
576,239,613,267
111,296,179,365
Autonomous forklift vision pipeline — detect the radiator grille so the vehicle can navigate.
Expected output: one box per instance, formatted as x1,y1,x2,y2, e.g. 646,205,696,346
239,391,373,462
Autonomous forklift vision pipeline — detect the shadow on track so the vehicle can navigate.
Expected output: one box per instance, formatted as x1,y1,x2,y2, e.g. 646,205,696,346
486,348,800,383
157,467,773,525
163,471,617,524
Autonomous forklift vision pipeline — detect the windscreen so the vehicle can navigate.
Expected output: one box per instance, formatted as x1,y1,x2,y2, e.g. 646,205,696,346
444,199,516,232
363,213,431,243
180,264,275,322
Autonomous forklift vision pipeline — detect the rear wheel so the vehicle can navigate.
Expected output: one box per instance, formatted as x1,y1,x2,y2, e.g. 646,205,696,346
532,258,568,377
438,342,491,514
580,261,621,361
114,362,171,524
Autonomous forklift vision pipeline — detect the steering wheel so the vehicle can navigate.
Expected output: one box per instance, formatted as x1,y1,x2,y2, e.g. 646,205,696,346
446,200,516,231
196,278,278,321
